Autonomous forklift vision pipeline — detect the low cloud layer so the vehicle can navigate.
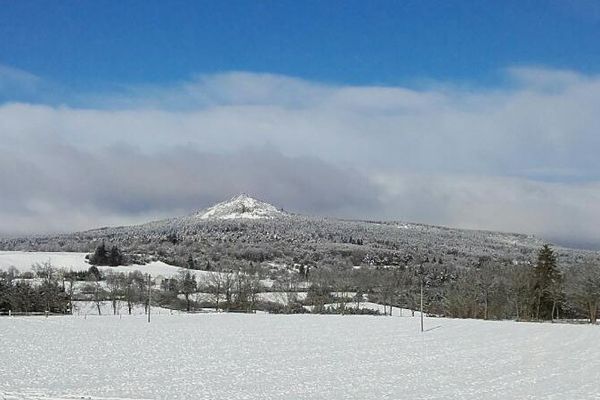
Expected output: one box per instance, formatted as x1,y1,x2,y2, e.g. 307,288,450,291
0,144,379,235
1,66,599,248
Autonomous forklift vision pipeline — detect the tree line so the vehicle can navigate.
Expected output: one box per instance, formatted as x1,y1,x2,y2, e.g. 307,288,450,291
1,245,599,323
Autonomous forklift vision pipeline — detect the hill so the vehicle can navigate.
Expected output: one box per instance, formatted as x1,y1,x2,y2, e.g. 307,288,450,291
0,194,596,270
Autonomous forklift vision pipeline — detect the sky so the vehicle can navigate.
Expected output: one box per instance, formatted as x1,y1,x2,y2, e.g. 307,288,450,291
1,1,600,248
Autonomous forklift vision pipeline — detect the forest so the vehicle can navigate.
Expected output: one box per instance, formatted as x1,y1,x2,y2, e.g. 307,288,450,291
1,244,599,323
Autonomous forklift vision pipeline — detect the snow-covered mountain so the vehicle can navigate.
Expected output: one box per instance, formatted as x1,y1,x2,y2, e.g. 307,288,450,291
196,194,286,220
1,193,595,271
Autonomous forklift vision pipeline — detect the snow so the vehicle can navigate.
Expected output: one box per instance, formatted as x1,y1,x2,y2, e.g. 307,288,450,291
0,251,90,272
0,251,219,280
71,301,178,316
1,314,599,399
301,302,419,316
197,194,284,220
257,291,308,304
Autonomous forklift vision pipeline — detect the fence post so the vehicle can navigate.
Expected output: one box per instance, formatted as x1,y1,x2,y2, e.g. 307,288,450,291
147,273,152,324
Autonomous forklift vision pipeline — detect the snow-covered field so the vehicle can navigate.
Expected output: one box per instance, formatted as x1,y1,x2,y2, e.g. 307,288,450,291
0,251,211,279
1,314,599,400
70,301,179,316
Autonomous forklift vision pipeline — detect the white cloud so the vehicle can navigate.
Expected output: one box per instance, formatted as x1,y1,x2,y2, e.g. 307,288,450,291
0,67,599,247
372,172,600,247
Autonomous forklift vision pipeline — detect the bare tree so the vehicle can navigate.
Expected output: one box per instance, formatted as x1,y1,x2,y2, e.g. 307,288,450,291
121,272,139,315
178,269,197,312
222,271,235,311
105,272,122,315
567,263,600,324
32,260,54,284
85,274,105,315
277,272,300,313
64,270,76,314
507,264,535,321
476,259,499,320
206,271,227,311
336,273,353,314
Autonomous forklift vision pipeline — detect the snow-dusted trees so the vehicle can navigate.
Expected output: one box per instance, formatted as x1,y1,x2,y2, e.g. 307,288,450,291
444,272,480,318
105,272,122,315
89,243,125,266
222,271,235,311
334,272,354,314
305,268,334,312
275,272,301,312
507,264,535,321
123,272,142,314
89,243,108,266
178,269,197,312
202,265,262,312
233,270,261,312
377,271,397,316
86,274,106,316
567,263,600,324
532,245,562,320
29,262,69,313
206,272,223,311
475,259,498,320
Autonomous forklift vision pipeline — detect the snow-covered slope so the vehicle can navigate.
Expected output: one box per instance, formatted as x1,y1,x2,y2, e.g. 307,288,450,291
196,194,285,220
0,251,216,279
1,314,599,400
2,193,590,270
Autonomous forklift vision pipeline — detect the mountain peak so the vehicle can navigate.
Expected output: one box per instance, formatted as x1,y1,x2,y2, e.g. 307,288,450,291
197,194,285,220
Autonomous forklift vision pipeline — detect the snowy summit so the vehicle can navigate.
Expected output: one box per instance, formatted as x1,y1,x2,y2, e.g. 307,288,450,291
197,194,285,220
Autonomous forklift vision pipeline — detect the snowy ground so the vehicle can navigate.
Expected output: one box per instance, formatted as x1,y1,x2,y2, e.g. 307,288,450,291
0,251,213,279
70,301,179,316
1,314,599,400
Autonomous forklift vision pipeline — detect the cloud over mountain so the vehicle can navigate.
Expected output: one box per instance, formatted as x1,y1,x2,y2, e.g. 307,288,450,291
0,67,599,247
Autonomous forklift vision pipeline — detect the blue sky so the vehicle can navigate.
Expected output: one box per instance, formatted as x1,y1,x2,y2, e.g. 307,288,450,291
1,2,600,248
1,1,599,89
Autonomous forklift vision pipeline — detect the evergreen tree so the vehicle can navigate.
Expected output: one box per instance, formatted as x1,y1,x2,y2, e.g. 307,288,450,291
187,254,196,270
532,244,562,320
89,243,108,265
108,246,123,266
88,265,102,281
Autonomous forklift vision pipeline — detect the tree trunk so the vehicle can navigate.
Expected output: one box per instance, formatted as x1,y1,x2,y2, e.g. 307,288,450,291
536,291,542,320
484,295,488,320
589,301,598,324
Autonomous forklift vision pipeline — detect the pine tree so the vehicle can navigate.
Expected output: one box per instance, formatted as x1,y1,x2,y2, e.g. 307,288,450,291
187,255,196,270
108,246,123,266
532,244,562,320
90,243,108,265
88,265,102,281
